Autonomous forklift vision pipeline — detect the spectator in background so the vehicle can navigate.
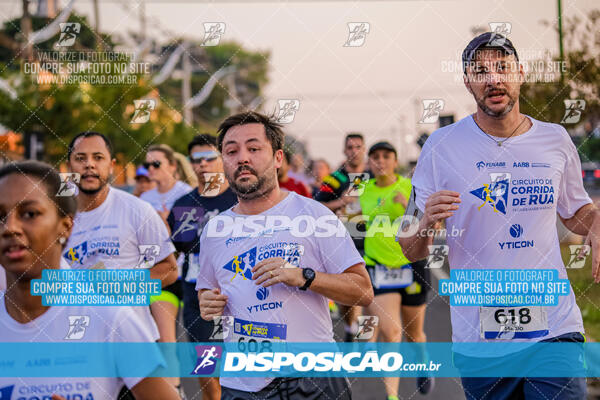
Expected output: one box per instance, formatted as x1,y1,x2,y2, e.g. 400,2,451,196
309,158,331,198
288,151,312,186
173,151,199,188
278,148,312,197
142,144,193,225
133,165,156,197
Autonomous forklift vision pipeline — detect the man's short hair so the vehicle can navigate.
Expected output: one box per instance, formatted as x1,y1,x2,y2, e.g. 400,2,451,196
188,134,217,154
217,111,285,154
345,133,364,144
68,131,113,159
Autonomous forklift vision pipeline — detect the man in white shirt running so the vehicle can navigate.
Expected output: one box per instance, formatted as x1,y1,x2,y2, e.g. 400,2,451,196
64,131,179,397
197,111,374,399
397,32,596,399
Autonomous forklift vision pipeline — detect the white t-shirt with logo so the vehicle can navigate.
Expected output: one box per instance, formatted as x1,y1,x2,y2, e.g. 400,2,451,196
64,187,176,340
140,181,193,212
407,115,591,355
0,295,164,400
195,192,364,392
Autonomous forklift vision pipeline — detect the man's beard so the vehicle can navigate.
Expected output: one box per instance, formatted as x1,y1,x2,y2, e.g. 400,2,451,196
226,165,277,200
475,87,517,118
78,174,108,195
347,156,362,168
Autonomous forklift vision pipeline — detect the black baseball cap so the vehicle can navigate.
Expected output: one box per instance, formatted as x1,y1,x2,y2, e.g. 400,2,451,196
462,32,519,73
368,141,397,156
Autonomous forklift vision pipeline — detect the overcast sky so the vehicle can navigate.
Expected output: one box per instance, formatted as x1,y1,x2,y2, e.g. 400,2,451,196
0,0,596,166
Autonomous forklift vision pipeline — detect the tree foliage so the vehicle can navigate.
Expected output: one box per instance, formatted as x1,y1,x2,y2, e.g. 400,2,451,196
0,10,269,165
520,10,600,160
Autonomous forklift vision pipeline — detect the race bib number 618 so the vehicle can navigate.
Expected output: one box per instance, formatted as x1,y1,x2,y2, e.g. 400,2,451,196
480,306,549,340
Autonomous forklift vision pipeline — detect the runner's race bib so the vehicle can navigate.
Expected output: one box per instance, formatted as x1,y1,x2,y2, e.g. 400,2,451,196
480,306,549,340
232,318,287,352
185,252,200,282
373,264,413,289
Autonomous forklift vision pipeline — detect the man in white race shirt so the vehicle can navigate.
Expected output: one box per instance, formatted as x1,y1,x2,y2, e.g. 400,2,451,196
0,161,179,400
398,32,597,399
63,132,178,342
197,112,374,399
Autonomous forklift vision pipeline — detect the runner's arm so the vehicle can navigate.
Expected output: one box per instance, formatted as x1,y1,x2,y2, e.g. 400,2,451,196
321,196,353,212
305,263,373,307
252,260,373,307
396,189,460,261
314,177,352,211
559,203,599,236
150,253,178,287
198,288,228,321
560,203,600,283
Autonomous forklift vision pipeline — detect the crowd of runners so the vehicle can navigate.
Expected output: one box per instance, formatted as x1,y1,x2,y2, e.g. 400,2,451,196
0,32,598,400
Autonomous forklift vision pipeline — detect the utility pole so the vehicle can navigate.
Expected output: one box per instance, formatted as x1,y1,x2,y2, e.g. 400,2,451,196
182,48,192,125
93,0,101,50
557,0,565,84
21,0,33,62
140,0,146,41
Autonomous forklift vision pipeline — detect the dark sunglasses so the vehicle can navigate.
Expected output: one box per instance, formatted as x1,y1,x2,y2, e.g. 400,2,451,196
189,151,219,164
143,160,162,169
